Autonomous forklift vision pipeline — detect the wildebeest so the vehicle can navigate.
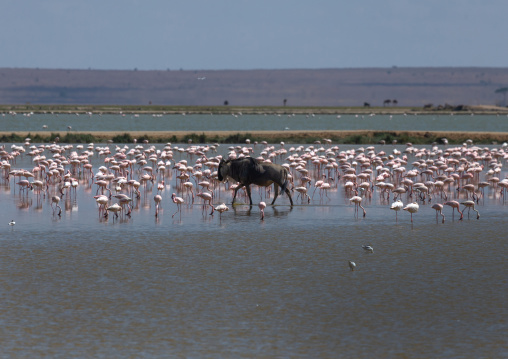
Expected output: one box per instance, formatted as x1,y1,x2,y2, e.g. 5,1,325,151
218,157,294,206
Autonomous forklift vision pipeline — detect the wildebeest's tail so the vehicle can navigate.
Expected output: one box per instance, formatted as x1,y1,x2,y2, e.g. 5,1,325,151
280,168,289,195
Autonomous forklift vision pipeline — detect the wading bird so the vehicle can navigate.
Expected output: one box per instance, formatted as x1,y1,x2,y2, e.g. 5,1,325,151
171,193,185,219
349,261,356,271
154,194,162,217
215,203,229,222
403,202,419,223
444,201,463,221
349,196,366,217
259,201,266,220
461,200,480,219
390,199,403,222
51,196,62,216
431,203,445,223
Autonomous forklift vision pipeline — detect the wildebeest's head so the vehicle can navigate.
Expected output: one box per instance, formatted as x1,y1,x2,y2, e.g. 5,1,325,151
218,159,228,181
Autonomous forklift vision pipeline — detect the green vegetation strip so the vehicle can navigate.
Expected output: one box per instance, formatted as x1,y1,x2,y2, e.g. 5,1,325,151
2,131,507,145
1,104,507,115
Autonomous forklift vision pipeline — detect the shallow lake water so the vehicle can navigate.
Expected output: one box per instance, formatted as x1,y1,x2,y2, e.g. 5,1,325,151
2,111,508,132
1,134,507,357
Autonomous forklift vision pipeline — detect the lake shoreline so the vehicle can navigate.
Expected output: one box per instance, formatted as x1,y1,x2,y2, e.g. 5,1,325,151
2,104,508,116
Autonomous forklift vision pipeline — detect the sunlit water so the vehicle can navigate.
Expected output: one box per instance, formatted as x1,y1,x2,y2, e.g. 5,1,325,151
1,140,507,357
2,112,508,132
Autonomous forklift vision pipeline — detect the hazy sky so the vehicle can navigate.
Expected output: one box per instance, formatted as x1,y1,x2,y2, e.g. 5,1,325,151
3,0,507,70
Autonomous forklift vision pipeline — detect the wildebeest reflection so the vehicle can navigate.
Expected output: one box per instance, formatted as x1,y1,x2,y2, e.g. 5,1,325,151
218,157,294,206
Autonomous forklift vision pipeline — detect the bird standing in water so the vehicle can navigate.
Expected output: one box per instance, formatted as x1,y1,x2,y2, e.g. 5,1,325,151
171,193,185,219
258,201,266,220
461,200,480,219
349,261,356,271
154,194,162,217
390,199,403,222
444,201,463,221
215,203,229,222
431,203,445,223
403,202,419,223
51,196,62,216
349,196,366,217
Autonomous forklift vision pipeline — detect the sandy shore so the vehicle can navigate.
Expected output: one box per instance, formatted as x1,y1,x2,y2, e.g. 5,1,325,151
2,130,508,144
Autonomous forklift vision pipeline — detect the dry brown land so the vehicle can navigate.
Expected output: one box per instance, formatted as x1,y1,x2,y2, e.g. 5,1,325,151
2,67,508,108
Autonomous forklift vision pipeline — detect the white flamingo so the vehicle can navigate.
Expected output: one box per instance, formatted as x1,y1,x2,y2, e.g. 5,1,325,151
403,202,419,223
390,199,404,222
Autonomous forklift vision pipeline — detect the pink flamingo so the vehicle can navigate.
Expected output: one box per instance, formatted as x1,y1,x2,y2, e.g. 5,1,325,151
312,178,324,198
196,192,214,215
95,180,112,198
461,200,479,219
154,194,162,217
462,184,478,202
105,203,122,219
51,195,62,216
259,201,266,220
16,180,33,194
320,182,331,199
349,196,366,217
60,181,71,197
198,180,211,191
171,193,184,218
94,195,109,217
113,194,133,216
183,181,195,203
31,180,47,197
444,201,463,220
129,180,141,199
214,203,229,223
157,181,165,194
390,199,403,222
403,202,419,223
431,203,445,223
295,186,310,203
71,179,79,196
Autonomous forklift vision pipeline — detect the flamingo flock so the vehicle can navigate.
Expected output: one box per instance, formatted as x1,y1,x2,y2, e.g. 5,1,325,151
2,137,507,227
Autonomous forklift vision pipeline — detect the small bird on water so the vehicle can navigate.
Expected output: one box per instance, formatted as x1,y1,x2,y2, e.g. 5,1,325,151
9,220,15,226
215,203,229,214
215,203,229,222
362,245,374,253
349,261,356,271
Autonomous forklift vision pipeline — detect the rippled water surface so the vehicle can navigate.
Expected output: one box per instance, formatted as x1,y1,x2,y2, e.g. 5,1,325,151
1,139,507,357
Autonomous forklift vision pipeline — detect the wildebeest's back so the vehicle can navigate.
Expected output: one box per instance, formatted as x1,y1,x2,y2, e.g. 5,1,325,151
253,162,288,188
228,157,263,184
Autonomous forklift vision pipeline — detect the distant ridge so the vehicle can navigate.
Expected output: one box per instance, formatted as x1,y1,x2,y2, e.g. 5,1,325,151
1,67,507,107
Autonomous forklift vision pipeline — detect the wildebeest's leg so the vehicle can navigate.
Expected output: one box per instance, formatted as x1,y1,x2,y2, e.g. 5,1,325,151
285,187,294,206
232,184,243,205
271,183,280,205
245,185,253,205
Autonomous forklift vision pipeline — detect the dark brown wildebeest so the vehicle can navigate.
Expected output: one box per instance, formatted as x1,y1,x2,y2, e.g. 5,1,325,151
218,157,294,206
